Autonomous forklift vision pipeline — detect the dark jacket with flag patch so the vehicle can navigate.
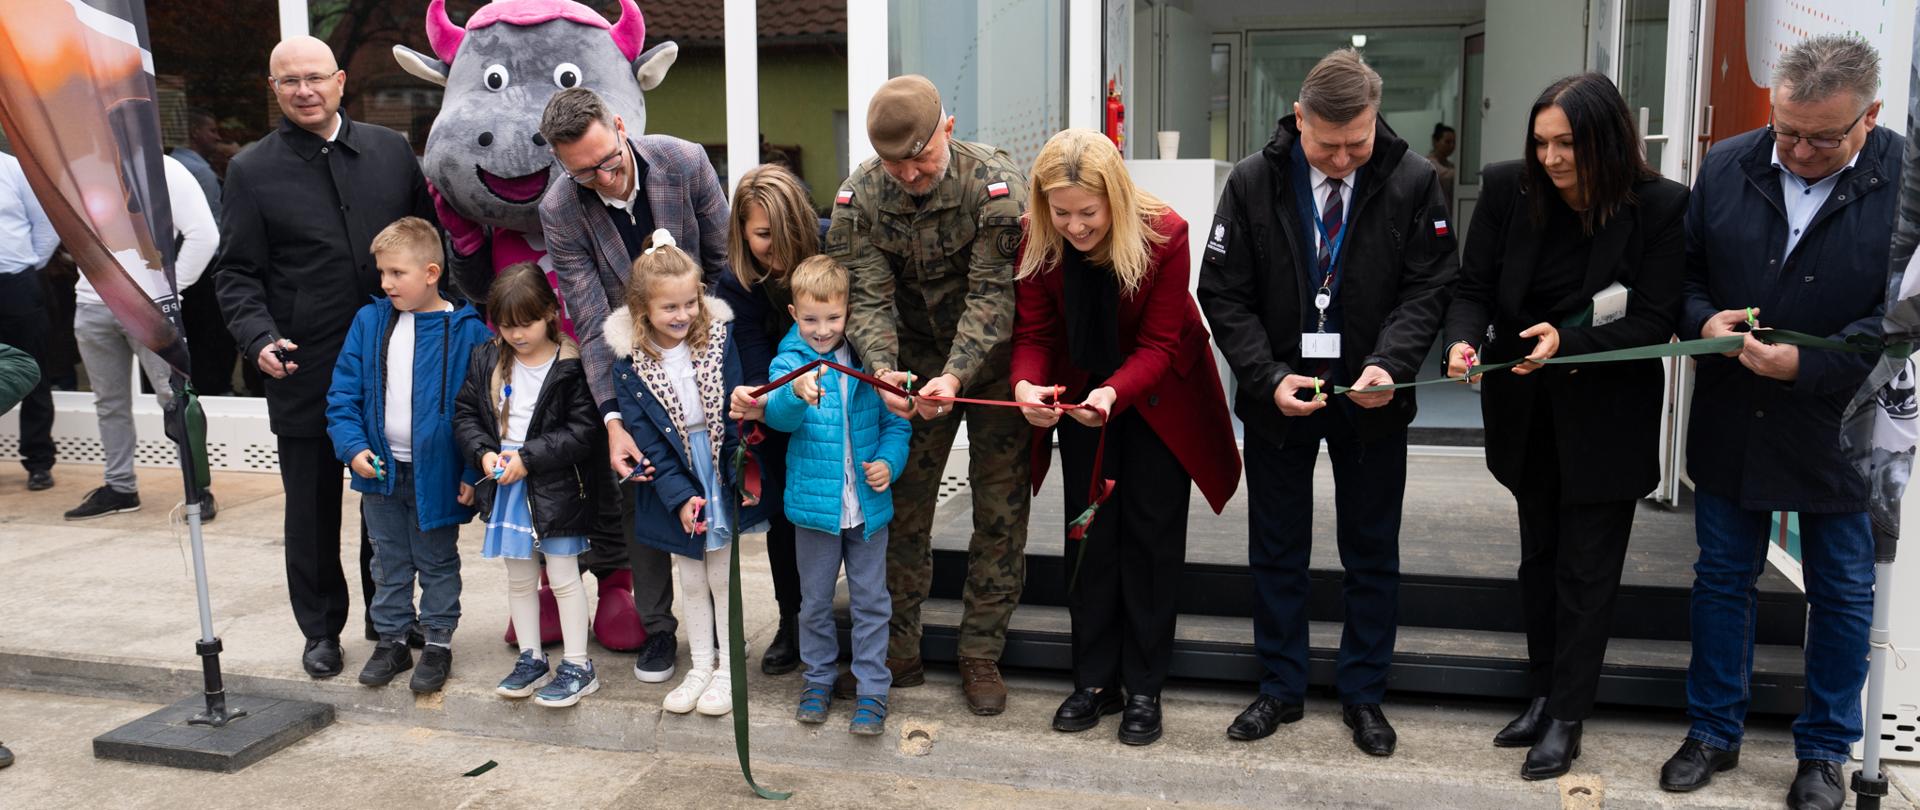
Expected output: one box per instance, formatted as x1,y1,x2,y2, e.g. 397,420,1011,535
1197,114,1457,446
1681,125,1902,513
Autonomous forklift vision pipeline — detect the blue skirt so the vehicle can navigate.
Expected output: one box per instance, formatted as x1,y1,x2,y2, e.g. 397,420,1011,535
686,428,742,552
482,444,589,560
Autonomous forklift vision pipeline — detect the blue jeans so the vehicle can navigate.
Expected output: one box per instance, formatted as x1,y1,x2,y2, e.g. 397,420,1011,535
796,524,890,695
361,461,463,644
1686,490,1873,761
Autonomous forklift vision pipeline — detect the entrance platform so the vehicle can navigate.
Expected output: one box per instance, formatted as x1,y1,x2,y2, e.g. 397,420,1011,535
924,446,1808,712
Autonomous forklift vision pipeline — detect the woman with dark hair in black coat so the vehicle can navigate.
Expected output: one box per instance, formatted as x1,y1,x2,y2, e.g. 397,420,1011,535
1442,72,1690,780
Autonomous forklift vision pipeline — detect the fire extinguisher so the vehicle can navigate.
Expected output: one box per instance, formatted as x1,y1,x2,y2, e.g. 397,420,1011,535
1103,76,1125,151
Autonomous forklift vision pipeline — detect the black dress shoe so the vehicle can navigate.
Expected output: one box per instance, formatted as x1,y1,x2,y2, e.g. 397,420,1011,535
302,636,343,678
1658,738,1739,792
1052,687,1124,732
1118,694,1163,746
409,646,451,693
1342,704,1397,757
357,640,413,686
761,611,800,676
1786,760,1845,810
1494,697,1548,748
26,470,53,491
1227,694,1303,741
1520,718,1582,780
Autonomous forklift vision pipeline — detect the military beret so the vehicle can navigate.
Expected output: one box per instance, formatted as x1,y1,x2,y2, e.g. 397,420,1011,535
867,75,943,161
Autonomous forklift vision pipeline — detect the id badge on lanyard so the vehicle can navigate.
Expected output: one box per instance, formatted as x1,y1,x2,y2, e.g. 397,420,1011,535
1302,209,1344,360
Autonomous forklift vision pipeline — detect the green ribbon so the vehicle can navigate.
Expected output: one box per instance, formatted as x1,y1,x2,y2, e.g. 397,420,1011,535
726,443,791,801
1333,328,1888,395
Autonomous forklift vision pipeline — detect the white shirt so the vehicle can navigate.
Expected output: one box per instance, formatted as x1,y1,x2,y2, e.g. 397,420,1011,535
1773,148,1860,261
382,302,453,462
834,344,865,529
660,342,705,432
323,113,343,142
1307,164,1355,256
504,352,557,444
75,155,219,307
0,152,58,275
384,312,419,462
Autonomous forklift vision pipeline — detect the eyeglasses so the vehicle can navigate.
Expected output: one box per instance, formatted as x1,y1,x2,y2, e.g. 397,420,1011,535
558,146,624,185
1768,105,1870,151
270,71,341,94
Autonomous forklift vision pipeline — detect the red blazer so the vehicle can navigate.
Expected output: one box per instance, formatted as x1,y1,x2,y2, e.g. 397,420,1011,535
1011,212,1242,513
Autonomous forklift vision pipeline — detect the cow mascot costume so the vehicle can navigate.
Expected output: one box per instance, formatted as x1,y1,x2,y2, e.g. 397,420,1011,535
394,0,678,651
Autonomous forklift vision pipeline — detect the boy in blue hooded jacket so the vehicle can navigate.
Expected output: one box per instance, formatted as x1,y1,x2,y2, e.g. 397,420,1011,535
761,255,910,735
326,217,493,694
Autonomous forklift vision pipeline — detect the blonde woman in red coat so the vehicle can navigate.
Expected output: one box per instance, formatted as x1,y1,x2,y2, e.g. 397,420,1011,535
1011,128,1242,746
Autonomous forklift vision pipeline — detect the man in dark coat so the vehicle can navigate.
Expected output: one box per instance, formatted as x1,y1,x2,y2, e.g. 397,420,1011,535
215,36,436,678
1198,48,1455,757
1660,35,1902,810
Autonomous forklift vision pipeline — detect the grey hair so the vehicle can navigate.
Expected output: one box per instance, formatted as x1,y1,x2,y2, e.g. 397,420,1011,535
1298,48,1383,124
1773,34,1881,109
539,87,618,146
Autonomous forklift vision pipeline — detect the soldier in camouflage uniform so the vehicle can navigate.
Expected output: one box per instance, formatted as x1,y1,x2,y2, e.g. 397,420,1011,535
825,75,1031,716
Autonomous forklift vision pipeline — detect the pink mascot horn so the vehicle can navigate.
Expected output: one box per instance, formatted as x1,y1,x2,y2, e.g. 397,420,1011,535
426,0,463,63
609,0,646,62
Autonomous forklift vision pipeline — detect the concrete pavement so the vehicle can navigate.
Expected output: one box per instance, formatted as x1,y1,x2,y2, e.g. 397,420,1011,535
0,463,1914,808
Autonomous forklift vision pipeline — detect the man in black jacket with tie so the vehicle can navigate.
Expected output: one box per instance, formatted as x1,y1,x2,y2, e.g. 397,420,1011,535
215,36,437,678
1198,48,1455,756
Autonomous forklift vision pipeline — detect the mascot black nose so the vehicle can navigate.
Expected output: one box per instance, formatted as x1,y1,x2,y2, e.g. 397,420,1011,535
532,132,547,147
477,131,493,147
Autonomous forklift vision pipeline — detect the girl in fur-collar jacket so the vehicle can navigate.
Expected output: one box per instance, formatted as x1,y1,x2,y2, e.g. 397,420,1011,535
604,229,767,716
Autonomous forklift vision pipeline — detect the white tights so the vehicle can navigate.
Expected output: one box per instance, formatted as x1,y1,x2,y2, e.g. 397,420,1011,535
504,553,588,666
674,550,731,673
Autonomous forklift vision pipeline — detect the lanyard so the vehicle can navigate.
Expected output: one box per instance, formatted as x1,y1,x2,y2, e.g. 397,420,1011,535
1311,192,1347,332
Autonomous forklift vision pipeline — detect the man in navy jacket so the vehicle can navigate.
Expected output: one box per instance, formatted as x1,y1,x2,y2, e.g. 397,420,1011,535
1662,35,1901,810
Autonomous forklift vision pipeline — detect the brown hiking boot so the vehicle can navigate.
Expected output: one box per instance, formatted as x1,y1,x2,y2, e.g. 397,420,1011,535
958,656,1007,715
833,655,925,698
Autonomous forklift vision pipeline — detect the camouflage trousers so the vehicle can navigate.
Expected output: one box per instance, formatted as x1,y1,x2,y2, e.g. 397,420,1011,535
886,370,1033,661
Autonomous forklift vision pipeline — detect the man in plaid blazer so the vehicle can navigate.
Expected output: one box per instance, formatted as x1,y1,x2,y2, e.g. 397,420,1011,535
538,87,731,683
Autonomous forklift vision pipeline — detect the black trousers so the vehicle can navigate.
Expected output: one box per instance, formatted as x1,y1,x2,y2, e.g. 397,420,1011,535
613,477,679,636
1512,400,1635,721
1060,410,1190,697
758,428,801,615
181,281,237,396
1245,405,1404,705
277,435,374,641
0,271,54,473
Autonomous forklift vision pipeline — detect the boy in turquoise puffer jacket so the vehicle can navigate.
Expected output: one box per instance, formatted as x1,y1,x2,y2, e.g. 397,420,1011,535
761,255,910,736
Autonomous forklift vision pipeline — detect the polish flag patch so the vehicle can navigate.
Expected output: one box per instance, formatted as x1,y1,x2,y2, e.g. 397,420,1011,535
987,181,1010,198
1433,219,1449,237
835,188,854,205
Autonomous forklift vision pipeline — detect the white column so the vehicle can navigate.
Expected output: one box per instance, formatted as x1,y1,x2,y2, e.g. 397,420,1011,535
1066,0,1101,132
724,0,759,195
845,0,889,167
278,0,307,40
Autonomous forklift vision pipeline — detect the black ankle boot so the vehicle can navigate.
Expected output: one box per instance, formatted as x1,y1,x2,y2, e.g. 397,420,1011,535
761,610,800,675
1494,697,1549,747
1520,718,1582,781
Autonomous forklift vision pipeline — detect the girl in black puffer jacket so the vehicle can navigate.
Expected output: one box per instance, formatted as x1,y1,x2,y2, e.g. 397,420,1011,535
453,262,613,708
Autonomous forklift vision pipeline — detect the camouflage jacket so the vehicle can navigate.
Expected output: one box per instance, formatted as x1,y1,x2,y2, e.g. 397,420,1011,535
827,140,1027,390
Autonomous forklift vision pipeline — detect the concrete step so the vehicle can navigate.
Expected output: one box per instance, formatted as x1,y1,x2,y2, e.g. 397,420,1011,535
907,598,1806,714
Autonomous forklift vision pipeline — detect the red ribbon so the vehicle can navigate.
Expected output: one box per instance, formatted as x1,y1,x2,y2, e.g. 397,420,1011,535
732,359,1116,556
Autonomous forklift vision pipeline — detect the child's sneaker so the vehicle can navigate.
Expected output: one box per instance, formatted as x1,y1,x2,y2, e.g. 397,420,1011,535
357,639,413,687
410,645,452,693
795,683,832,724
495,650,550,698
663,668,712,714
696,670,733,716
533,660,599,708
849,694,888,736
